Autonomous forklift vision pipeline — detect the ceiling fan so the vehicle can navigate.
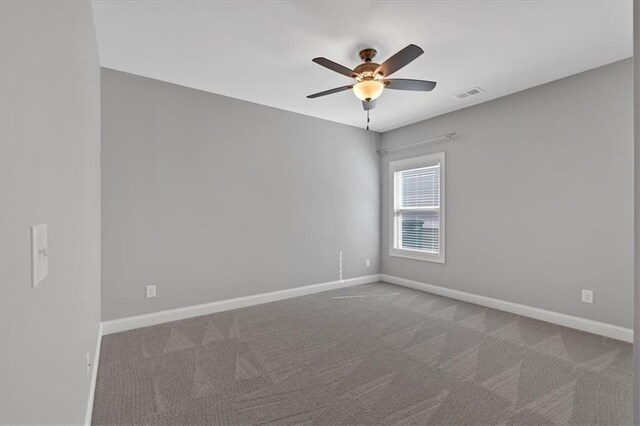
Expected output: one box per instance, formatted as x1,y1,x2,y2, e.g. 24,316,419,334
307,44,437,114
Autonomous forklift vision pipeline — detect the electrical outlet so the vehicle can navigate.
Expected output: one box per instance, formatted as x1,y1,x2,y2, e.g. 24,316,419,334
86,352,92,378
31,223,48,288
365,258,371,268
146,285,156,298
582,289,593,304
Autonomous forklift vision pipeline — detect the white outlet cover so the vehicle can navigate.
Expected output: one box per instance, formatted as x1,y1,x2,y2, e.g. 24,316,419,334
366,259,371,267
582,289,594,304
146,285,156,298
31,224,48,288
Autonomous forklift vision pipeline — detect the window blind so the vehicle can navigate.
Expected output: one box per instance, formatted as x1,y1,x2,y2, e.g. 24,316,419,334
394,164,440,254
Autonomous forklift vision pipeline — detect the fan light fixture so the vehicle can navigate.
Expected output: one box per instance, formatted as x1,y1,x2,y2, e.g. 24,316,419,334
353,80,384,101
307,45,437,129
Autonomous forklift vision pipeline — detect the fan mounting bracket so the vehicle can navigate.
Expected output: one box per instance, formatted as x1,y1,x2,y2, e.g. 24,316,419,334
358,48,377,62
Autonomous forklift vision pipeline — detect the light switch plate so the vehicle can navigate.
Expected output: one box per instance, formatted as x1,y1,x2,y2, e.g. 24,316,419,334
31,223,48,288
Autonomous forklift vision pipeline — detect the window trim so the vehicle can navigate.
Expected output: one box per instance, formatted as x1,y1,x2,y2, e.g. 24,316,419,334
389,152,445,264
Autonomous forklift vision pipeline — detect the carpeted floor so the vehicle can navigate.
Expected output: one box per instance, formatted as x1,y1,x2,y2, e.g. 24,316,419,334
92,282,632,425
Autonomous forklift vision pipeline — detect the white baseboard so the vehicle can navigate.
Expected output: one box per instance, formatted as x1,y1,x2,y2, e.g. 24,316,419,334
101,272,632,341
84,322,103,426
102,274,382,335
381,274,632,343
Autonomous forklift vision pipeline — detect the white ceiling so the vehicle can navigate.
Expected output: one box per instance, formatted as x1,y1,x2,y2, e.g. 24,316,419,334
92,1,632,132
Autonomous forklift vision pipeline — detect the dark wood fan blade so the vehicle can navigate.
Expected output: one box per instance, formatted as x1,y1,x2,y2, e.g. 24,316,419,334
312,57,357,78
384,79,436,91
307,85,353,99
362,100,376,110
375,44,424,77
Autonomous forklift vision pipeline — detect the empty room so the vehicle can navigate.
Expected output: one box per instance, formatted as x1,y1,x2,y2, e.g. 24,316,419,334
1,1,639,425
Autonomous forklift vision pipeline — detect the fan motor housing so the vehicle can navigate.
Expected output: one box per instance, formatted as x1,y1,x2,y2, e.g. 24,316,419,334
354,62,380,78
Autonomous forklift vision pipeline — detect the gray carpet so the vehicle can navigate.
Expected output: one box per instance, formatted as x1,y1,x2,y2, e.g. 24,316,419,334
92,282,632,425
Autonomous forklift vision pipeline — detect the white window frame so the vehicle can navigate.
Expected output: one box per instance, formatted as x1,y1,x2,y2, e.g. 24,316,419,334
389,152,445,263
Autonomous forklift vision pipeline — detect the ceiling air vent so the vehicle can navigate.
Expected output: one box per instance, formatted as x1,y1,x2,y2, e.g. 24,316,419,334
455,87,484,100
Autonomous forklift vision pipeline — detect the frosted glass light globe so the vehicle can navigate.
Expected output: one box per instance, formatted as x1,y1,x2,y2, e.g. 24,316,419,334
353,80,384,101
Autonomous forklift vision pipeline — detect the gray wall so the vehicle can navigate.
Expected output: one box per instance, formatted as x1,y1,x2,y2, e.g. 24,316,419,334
101,69,380,321
1,1,102,424
632,1,638,421
380,59,634,328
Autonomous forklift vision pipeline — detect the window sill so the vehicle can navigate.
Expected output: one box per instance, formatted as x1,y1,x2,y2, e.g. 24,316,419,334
389,248,445,264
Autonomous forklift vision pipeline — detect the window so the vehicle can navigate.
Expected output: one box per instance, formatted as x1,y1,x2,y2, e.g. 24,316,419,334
390,152,445,263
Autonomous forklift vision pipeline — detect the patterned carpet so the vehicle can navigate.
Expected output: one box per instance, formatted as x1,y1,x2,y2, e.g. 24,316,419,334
92,282,632,425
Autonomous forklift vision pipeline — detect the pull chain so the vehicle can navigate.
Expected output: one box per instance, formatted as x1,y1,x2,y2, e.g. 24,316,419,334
366,109,370,131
